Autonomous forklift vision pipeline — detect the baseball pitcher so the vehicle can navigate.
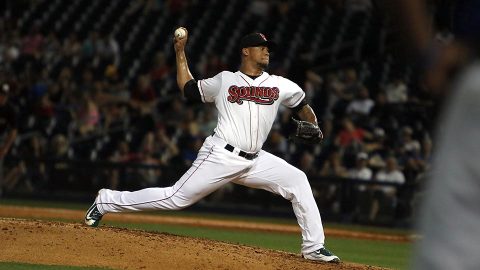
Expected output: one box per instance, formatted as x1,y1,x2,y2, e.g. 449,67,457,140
85,29,339,263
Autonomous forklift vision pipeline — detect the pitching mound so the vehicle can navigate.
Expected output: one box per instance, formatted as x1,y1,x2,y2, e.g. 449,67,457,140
0,219,388,270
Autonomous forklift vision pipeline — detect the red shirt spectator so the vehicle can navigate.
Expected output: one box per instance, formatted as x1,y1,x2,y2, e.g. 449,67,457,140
335,118,370,147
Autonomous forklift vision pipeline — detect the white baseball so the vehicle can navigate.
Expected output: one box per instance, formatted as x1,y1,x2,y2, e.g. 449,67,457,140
174,28,186,39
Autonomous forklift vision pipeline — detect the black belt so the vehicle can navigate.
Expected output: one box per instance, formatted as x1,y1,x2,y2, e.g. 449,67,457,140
213,132,258,160
224,144,258,160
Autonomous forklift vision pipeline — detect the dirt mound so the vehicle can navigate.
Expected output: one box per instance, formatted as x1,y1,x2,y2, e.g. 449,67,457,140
0,219,388,270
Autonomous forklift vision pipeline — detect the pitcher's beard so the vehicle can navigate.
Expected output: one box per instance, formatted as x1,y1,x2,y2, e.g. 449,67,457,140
258,62,268,70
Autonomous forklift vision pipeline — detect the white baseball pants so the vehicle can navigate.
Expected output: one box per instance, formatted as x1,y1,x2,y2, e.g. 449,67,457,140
96,135,325,253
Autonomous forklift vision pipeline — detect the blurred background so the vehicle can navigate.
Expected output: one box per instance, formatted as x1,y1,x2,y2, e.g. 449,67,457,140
0,0,455,228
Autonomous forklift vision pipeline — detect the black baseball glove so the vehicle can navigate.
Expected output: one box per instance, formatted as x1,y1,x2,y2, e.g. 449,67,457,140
290,118,323,145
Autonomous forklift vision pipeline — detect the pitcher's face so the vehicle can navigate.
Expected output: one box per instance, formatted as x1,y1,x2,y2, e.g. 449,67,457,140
246,46,270,69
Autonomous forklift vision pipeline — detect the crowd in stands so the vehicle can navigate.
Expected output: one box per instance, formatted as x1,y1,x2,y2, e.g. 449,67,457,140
0,0,438,225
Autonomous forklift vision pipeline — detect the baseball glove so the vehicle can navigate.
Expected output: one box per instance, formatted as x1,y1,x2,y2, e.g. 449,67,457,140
290,118,323,145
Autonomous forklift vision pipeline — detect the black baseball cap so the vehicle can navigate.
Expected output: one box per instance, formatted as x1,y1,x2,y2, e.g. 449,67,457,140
239,33,276,51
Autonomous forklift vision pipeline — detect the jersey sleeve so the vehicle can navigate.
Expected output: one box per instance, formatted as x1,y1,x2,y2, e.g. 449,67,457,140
280,77,306,108
197,72,223,103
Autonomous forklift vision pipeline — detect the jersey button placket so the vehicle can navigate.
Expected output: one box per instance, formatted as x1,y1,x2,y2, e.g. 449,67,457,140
250,103,259,152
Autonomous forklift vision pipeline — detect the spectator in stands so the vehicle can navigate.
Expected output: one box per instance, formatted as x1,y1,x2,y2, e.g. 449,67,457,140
42,32,61,66
346,85,375,123
181,107,200,137
364,127,386,153
74,91,100,137
335,117,371,150
370,156,405,222
180,135,202,168
348,152,374,220
82,31,99,61
397,127,427,183
298,151,320,179
103,64,129,99
56,67,76,106
330,69,361,117
135,132,162,188
384,77,408,104
110,140,138,163
30,69,50,101
47,134,71,190
149,52,171,92
263,126,288,160
130,74,158,132
348,152,372,185
48,81,64,106
102,101,129,132
3,134,46,194
2,160,26,195
21,22,43,59
341,68,362,98
108,140,139,189
304,69,324,106
319,149,348,213
197,106,217,137
2,31,21,65
33,92,55,133
402,155,424,184
0,83,18,197
62,33,82,62
398,126,421,155
368,90,397,131
152,126,179,166
78,68,95,93
162,96,186,127
313,118,333,155
323,73,343,118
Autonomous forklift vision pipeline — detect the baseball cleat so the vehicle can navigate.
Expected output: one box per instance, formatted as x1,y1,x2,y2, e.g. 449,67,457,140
303,247,340,263
84,203,103,227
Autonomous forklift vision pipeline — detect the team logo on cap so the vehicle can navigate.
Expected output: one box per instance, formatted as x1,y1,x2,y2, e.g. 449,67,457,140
259,33,267,41
227,85,279,105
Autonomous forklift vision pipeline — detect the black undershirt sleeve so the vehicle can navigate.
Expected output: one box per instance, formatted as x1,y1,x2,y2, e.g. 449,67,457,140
291,98,308,114
183,79,202,103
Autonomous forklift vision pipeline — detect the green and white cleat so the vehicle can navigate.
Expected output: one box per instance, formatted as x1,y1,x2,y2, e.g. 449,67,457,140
303,247,340,263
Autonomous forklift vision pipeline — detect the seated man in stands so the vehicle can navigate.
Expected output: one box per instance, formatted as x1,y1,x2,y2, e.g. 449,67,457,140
370,156,405,222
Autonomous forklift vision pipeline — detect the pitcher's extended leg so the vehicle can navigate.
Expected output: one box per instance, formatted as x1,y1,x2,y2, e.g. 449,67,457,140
233,150,325,254
95,139,248,214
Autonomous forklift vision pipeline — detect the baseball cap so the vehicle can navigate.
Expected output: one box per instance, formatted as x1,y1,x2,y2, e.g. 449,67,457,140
239,33,276,51
357,152,368,160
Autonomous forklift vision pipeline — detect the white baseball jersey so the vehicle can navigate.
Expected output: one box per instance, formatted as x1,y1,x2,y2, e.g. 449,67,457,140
94,69,327,255
198,71,305,152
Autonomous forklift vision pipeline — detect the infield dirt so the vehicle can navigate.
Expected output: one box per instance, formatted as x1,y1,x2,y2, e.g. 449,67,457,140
0,219,389,270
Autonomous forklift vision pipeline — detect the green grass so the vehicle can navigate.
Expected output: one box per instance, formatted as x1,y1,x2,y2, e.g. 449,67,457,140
327,238,411,269
0,262,109,270
0,199,89,211
108,221,411,270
